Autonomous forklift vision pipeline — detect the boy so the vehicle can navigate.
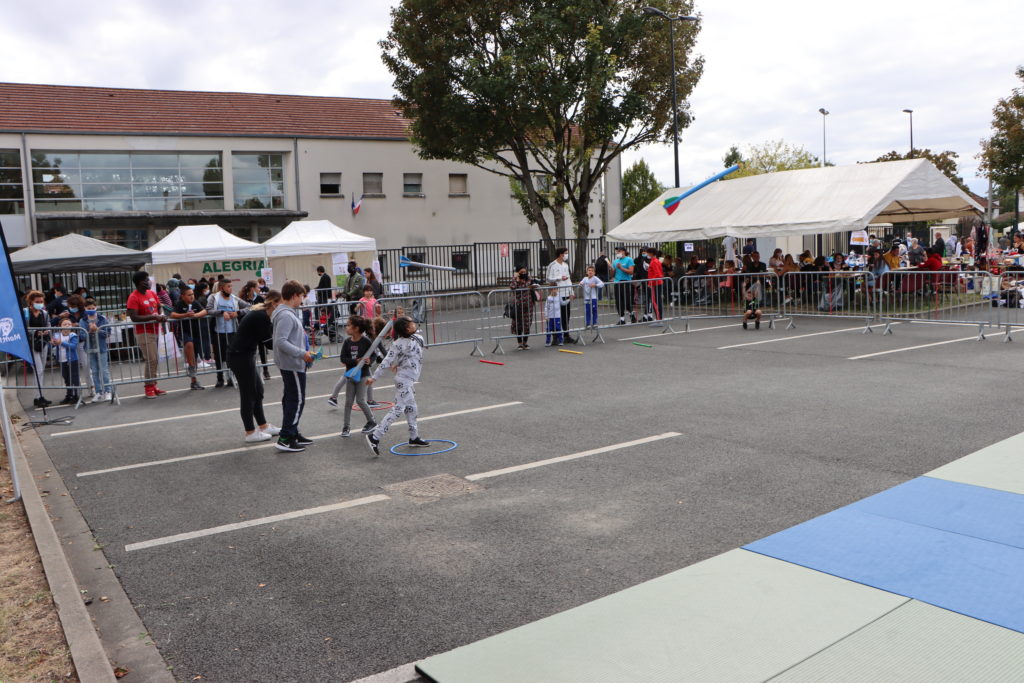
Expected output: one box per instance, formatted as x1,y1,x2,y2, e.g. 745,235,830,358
579,266,604,329
544,291,563,346
127,270,167,398
81,298,112,402
51,318,80,405
742,289,762,330
171,286,208,390
273,280,316,452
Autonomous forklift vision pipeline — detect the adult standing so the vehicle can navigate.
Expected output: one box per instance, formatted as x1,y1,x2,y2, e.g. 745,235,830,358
365,268,384,299
206,279,249,388
315,265,334,339
127,270,167,399
25,290,52,407
610,246,635,325
633,249,650,321
933,232,947,259
166,274,182,304
342,261,366,315
907,238,927,266
509,267,538,349
228,291,283,443
545,247,577,344
316,265,332,303
722,235,737,267
240,280,271,380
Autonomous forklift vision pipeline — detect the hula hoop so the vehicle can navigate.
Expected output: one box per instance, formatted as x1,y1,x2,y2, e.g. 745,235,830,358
390,439,458,456
370,400,394,411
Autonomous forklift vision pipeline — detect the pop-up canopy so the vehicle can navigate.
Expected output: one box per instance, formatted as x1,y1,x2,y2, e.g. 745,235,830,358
607,159,982,242
147,224,264,264
263,219,376,257
11,233,150,273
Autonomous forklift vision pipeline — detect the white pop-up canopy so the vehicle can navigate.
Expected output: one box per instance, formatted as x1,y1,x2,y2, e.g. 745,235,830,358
607,159,982,242
263,219,376,257
148,224,264,264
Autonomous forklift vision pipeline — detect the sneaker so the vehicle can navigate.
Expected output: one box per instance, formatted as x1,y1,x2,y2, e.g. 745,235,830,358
366,400,380,407
294,433,314,446
755,319,761,330
215,380,225,388
545,341,552,347
245,431,272,443
225,380,235,388
275,436,305,452
263,371,272,380
341,427,351,438
60,396,76,406
617,317,625,325
152,386,167,396
326,396,338,408
365,433,380,457
361,422,377,433
90,393,105,404
260,424,281,437
408,437,430,447
742,320,748,329
630,313,637,323
144,385,157,399
190,382,205,391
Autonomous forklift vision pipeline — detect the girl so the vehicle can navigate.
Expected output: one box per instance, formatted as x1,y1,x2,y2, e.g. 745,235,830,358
240,280,270,379
227,290,283,443
52,318,80,405
364,317,427,456
356,284,380,318
328,315,378,438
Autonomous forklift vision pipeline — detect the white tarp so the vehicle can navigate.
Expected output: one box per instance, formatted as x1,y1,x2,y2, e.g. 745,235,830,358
147,224,264,264
263,219,376,257
607,159,982,243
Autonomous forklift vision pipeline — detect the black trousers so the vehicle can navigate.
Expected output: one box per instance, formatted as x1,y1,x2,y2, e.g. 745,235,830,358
279,369,306,439
60,360,79,399
559,298,575,341
227,354,266,432
615,282,633,318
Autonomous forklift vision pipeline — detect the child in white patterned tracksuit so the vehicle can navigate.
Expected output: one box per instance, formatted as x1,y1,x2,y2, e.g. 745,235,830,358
364,317,428,456
544,292,563,346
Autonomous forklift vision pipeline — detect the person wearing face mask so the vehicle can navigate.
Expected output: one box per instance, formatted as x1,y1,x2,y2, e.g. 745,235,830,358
61,294,92,396
80,298,112,402
509,267,538,349
25,290,53,407
342,261,366,315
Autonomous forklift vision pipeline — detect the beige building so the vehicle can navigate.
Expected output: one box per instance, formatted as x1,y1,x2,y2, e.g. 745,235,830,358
0,83,622,251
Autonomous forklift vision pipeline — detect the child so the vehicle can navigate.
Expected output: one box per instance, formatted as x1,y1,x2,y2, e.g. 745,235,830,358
742,289,762,330
51,318,80,405
356,284,381,319
81,298,112,402
579,266,604,329
171,286,208,390
273,280,316,452
544,291,563,346
364,317,427,456
366,317,389,406
328,316,378,438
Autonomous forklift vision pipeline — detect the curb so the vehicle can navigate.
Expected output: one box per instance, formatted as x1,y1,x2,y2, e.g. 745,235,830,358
9,391,175,683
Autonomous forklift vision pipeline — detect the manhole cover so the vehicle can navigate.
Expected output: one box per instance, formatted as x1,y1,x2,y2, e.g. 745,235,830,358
383,474,483,504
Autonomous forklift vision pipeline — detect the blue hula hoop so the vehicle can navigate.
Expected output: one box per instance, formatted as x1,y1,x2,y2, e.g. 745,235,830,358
390,439,458,456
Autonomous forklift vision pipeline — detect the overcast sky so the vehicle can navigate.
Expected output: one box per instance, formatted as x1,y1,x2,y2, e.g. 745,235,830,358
2,0,1021,195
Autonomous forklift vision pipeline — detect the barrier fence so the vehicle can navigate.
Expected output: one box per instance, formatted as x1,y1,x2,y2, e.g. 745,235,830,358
5,269,1020,401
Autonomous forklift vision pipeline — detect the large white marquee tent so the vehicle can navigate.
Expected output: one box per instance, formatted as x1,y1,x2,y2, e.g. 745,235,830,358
147,224,266,284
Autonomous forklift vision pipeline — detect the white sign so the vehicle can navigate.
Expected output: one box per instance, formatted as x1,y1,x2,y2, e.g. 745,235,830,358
331,252,350,276
262,267,273,287
388,283,410,295
684,243,695,252
850,230,869,246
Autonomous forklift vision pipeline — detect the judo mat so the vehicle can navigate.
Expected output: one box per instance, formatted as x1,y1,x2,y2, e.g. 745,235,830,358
416,549,907,683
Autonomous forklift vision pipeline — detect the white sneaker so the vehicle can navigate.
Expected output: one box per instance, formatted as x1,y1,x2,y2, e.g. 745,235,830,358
245,431,272,443
260,424,281,436
91,393,105,403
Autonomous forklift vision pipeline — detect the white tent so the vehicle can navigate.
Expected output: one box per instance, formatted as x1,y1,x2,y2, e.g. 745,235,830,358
147,224,266,284
262,220,378,288
607,159,982,243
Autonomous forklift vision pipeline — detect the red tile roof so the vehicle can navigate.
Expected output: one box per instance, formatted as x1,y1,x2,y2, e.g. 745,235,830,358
0,82,411,139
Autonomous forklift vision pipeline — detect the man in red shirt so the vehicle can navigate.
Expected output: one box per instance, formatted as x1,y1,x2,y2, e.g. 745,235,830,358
127,270,167,398
646,247,665,321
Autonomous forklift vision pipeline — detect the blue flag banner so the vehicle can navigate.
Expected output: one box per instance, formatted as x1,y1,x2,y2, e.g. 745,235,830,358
0,220,33,364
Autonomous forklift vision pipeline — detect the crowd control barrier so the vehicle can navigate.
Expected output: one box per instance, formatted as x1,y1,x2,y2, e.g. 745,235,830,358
675,272,783,329
1,325,93,408
875,269,995,338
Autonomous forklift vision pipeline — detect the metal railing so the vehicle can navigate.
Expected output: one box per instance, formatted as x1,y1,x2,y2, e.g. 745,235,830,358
675,272,784,329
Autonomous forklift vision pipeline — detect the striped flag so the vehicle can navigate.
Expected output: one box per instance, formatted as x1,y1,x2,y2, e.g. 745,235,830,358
351,193,362,216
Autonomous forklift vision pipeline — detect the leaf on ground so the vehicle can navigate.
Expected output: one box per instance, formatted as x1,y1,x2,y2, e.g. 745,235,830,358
113,666,130,678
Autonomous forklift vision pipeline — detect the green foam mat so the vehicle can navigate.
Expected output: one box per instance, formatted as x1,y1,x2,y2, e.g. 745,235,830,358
416,550,906,683
927,431,1024,495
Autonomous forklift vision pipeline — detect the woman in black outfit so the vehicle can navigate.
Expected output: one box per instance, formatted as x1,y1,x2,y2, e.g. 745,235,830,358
240,280,271,380
226,290,281,443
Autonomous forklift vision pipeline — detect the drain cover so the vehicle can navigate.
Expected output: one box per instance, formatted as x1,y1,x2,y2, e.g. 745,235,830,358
383,474,483,504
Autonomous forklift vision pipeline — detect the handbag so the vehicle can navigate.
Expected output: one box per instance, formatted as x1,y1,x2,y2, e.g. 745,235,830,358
157,329,182,360
503,303,513,318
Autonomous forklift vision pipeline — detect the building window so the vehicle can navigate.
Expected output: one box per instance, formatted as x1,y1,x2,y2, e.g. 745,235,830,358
403,173,423,195
448,173,468,196
451,251,470,271
31,151,224,213
363,172,384,196
232,153,284,209
319,172,342,196
0,149,25,215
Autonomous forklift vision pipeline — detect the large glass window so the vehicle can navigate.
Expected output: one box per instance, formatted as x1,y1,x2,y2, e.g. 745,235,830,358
31,151,223,213
0,149,25,215
232,153,285,209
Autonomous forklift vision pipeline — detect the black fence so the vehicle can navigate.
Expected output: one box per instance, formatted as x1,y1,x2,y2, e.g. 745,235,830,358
15,270,136,311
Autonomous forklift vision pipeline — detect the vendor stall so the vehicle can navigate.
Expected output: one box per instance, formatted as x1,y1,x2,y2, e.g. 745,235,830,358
262,220,377,288
147,224,266,285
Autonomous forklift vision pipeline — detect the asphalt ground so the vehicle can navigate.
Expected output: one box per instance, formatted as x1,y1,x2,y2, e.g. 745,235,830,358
19,312,1024,682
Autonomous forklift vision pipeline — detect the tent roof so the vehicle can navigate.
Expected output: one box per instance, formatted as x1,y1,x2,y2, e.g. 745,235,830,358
11,233,150,273
148,224,264,264
263,220,376,257
607,159,983,243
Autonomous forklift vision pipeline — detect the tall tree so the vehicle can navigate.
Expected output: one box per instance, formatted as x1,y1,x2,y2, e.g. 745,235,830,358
871,149,969,193
727,140,819,179
722,145,743,168
381,0,703,275
979,66,1024,231
621,159,663,221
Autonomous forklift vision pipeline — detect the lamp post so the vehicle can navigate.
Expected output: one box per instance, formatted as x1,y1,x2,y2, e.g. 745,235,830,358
643,6,697,189
902,109,914,157
818,108,829,167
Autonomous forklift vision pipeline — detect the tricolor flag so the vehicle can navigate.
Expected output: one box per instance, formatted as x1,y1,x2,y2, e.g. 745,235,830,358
352,193,362,216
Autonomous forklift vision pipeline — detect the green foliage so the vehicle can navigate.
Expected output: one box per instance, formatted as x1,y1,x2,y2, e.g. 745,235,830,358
871,149,969,193
621,159,663,220
722,145,743,168
726,140,819,179
979,66,1024,195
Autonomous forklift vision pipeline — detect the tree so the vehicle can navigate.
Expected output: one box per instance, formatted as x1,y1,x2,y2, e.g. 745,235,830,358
726,140,819,179
871,149,969,193
722,145,743,168
979,66,1024,231
381,0,703,275
621,159,663,221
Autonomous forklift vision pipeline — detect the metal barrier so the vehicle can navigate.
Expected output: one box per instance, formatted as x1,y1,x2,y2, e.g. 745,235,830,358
675,272,783,329
875,269,995,338
486,281,594,353
777,270,876,332
1,325,92,408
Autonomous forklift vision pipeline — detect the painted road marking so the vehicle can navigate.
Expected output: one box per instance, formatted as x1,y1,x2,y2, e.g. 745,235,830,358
465,432,681,481
717,324,888,349
124,494,390,552
77,402,524,477
848,332,1002,360
111,366,342,401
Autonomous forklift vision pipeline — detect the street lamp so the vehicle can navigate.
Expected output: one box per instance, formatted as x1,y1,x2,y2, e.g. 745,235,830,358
643,6,698,189
902,109,914,157
818,108,829,167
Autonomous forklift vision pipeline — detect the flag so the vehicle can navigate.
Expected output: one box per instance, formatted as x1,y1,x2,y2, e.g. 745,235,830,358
352,193,362,216
0,220,32,364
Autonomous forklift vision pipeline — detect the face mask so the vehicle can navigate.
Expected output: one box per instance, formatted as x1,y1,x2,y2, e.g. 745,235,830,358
188,284,196,290
69,307,79,313
33,302,45,311
86,310,97,316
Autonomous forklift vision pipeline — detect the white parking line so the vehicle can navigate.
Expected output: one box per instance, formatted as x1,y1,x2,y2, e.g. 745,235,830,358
717,324,887,349
76,402,524,477
124,494,390,552
112,366,340,401
465,432,681,481
848,332,1002,359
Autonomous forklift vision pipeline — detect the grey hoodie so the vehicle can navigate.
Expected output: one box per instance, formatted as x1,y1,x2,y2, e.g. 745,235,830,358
272,305,307,373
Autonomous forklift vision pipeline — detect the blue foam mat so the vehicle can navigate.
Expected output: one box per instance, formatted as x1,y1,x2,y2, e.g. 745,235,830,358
745,507,1024,633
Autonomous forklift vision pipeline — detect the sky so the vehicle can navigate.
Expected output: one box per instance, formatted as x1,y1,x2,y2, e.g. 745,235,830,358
2,0,1021,195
